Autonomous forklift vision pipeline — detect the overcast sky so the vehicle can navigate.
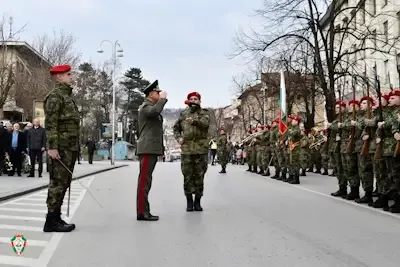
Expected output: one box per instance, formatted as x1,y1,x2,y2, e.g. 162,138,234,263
2,0,264,108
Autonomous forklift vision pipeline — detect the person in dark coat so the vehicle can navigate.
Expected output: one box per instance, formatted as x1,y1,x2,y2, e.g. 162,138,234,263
0,122,8,175
8,123,26,176
27,118,46,177
136,80,167,221
86,138,96,164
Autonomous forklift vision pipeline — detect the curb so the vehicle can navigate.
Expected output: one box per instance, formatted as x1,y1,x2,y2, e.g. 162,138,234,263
0,164,129,203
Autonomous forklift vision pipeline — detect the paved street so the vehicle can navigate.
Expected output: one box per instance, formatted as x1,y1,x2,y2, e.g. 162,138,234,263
0,161,124,201
0,162,400,266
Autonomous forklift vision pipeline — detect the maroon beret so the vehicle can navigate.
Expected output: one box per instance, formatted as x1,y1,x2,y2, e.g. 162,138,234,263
49,64,71,75
187,92,201,100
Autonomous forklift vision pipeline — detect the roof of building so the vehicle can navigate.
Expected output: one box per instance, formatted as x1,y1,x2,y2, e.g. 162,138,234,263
0,41,51,66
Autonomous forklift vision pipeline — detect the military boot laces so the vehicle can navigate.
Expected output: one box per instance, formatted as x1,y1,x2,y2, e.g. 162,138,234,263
355,190,373,204
43,212,75,233
186,195,194,212
194,195,203,211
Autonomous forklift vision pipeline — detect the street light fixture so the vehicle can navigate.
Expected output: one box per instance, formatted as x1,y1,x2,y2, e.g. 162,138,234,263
96,40,124,165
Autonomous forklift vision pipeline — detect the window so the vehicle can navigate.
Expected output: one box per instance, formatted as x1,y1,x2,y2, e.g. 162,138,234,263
384,60,389,84
383,21,388,43
372,0,376,16
397,12,400,37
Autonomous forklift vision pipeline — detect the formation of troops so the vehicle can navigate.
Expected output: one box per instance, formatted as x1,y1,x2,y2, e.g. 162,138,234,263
241,90,400,214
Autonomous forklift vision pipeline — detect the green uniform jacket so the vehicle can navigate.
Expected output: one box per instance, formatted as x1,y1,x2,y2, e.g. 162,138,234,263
173,106,210,155
378,107,396,157
353,110,365,153
136,98,168,155
44,82,80,151
362,110,378,154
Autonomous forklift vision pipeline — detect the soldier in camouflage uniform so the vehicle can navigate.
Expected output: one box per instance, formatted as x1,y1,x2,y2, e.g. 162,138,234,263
217,128,230,173
367,94,389,208
287,116,302,184
299,129,310,176
261,125,271,176
43,64,79,233
376,90,400,213
329,101,347,197
270,120,281,179
356,96,375,204
244,130,253,171
343,100,361,200
250,128,259,173
255,126,263,174
279,115,293,181
173,92,210,212
309,128,322,173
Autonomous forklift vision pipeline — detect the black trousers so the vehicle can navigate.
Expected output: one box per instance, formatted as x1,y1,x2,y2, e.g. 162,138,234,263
29,149,43,175
10,149,22,175
136,154,158,215
88,151,94,164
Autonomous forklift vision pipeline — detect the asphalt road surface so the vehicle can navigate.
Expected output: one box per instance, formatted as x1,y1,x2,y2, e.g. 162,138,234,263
0,162,400,267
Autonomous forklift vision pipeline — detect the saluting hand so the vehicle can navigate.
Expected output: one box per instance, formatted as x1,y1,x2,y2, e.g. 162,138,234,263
159,91,168,99
178,138,184,145
48,149,61,159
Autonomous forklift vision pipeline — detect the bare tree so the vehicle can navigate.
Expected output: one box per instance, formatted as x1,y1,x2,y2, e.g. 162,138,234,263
32,29,81,67
232,0,400,122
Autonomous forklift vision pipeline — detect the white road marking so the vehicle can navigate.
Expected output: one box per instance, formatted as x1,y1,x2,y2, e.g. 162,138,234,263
0,237,47,246
291,184,400,220
0,207,47,213
0,224,43,232
0,215,45,221
0,255,37,266
36,176,95,267
8,202,48,207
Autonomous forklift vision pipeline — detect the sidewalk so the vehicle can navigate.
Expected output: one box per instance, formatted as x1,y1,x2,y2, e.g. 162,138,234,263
0,160,128,201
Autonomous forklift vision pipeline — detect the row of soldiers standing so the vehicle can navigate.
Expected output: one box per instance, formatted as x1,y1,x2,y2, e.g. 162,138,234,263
242,89,400,214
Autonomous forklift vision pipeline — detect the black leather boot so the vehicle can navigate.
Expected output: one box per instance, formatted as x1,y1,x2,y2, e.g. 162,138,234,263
137,213,159,221
55,208,76,230
252,166,258,173
262,167,270,176
372,188,379,197
277,169,286,181
346,186,360,201
246,166,251,172
331,185,347,197
389,192,400,213
300,169,306,176
186,195,194,212
43,212,75,232
194,195,203,211
219,168,226,173
355,190,373,204
371,194,389,209
322,169,328,175
271,168,280,179
306,168,313,172
285,175,294,183
289,174,300,184
315,168,321,174
258,168,264,175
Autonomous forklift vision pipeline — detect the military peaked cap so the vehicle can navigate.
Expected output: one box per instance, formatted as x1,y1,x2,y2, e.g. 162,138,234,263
143,80,161,96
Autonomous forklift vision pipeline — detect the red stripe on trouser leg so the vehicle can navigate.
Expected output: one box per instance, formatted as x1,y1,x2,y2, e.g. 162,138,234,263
138,155,150,214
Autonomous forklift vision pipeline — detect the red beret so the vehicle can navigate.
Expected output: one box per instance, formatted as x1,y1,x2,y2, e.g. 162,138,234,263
360,96,375,105
389,90,400,97
184,100,190,105
348,99,360,106
272,119,279,124
292,116,302,122
335,100,346,107
219,127,224,131
49,64,71,75
264,124,270,129
288,115,294,120
253,129,258,133
248,129,252,134
187,92,201,100
321,129,328,134
381,94,390,101
258,125,264,129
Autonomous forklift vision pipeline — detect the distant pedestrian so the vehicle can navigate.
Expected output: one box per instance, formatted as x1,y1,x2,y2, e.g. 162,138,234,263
27,118,46,177
0,122,8,175
7,123,26,176
86,137,96,164
173,92,210,212
136,80,168,221
43,64,80,233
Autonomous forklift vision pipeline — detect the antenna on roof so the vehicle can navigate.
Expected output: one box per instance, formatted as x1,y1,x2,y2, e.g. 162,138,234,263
8,16,13,40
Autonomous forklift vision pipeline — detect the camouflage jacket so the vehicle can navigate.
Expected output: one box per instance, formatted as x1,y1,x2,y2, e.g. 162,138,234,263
352,110,365,153
269,127,279,149
44,82,80,151
217,133,229,154
173,106,210,155
362,109,378,154
261,131,271,152
288,125,301,153
329,116,339,153
340,111,350,153
380,106,398,157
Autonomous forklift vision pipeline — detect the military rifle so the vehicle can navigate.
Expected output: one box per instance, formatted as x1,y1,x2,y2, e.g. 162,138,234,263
347,76,356,153
374,68,384,160
361,70,371,156
335,85,343,154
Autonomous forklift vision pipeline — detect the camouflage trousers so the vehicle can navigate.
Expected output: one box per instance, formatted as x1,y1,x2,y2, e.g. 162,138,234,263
181,154,208,196
289,148,300,176
46,150,78,210
300,149,309,170
321,152,329,170
330,152,337,175
392,156,400,191
256,150,263,167
310,151,322,170
359,154,374,191
272,149,281,173
334,153,345,187
346,153,360,187
282,146,289,172
377,156,396,194
217,151,229,168
262,150,271,169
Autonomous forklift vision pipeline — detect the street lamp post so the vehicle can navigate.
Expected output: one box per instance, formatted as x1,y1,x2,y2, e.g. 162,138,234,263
396,52,400,88
261,83,267,124
97,40,124,165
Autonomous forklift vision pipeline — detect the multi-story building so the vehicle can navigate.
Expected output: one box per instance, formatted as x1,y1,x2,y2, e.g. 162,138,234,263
320,0,400,97
0,41,51,121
